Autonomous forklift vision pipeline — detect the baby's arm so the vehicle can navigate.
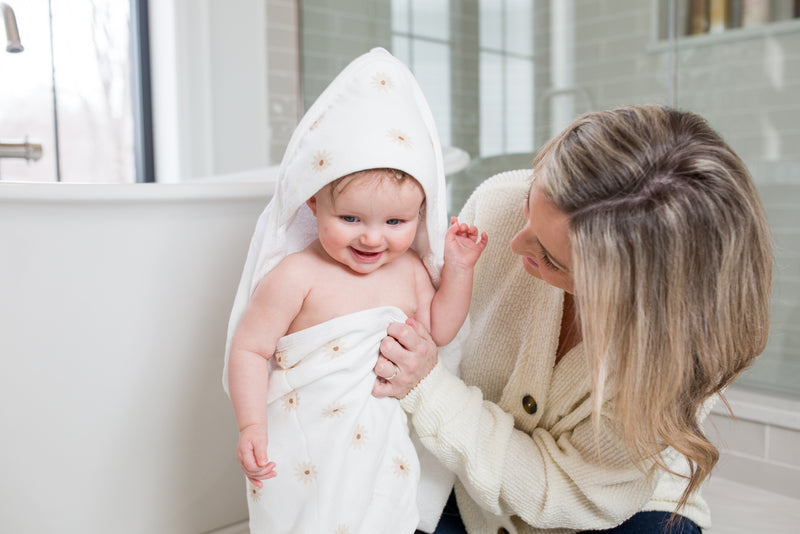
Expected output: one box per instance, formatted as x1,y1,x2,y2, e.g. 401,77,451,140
228,258,308,486
429,217,488,345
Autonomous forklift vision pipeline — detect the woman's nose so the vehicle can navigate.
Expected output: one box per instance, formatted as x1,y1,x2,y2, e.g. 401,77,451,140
510,224,531,254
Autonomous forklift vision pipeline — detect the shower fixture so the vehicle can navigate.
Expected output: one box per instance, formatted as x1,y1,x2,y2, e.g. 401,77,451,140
2,2,23,53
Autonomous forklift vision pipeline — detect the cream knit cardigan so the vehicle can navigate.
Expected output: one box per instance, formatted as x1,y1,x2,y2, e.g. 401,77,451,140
400,170,712,534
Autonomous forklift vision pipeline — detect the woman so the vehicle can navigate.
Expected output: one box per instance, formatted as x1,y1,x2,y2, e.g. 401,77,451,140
373,105,774,533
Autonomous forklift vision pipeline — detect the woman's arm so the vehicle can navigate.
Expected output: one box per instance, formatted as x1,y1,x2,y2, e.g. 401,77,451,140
397,361,659,530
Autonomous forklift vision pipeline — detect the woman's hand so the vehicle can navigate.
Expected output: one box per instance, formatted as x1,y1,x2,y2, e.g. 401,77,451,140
373,317,438,399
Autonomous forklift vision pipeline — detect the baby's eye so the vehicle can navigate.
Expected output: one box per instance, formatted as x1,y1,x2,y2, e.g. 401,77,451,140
386,218,402,226
341,215,358,223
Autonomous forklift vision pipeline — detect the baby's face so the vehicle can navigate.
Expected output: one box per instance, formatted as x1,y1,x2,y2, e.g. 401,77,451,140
307,175,425,275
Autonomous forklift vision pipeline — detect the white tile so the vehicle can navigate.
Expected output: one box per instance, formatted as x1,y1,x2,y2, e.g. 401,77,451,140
714,453,800,500
708,413,766,456
769,425,800,467
704,476,800,534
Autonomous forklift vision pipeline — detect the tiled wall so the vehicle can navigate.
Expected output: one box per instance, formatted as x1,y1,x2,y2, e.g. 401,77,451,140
282,0,800,397
708,387,800,500
266,0,301,163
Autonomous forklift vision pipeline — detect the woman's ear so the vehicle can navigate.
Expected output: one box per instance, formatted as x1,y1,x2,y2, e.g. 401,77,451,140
306,196,318,216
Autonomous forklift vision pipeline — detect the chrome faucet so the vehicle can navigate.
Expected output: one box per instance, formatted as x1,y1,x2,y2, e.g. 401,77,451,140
2,2,23,53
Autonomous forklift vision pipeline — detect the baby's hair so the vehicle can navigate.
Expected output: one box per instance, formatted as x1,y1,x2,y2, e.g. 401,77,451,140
327,168,426,212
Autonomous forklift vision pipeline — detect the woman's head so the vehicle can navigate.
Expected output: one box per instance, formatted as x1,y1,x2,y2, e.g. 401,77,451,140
534,104,773,506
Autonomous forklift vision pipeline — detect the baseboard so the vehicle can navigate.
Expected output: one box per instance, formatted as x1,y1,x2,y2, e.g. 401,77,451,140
205,519,249,534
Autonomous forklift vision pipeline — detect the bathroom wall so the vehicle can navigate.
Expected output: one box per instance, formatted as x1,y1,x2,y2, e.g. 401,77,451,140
149,0,270,181
295,0,800,500
708,388,800,500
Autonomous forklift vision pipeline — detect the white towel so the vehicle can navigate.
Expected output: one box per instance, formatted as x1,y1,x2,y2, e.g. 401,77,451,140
222,47,457,532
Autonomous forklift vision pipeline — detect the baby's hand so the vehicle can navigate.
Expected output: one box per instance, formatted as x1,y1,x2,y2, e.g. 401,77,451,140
237,424,277,487
444,216,488,268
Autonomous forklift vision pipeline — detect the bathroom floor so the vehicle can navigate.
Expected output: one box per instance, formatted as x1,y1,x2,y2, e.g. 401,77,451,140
704,476,800,533
213,476,800,534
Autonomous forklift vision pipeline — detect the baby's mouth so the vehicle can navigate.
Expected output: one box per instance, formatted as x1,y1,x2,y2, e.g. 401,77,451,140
351,247,383,263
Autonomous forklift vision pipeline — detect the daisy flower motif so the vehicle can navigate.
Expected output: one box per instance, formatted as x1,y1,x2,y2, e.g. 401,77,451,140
387,129,413,149
275,350,287,368
351,425,368,449
281,391,299,411
322,401,347,418
334,525,351,534
294,461,318,483
247,481,262,503
311,150,332,173
370,72,394,93
392,456,411,478
309,113,325,130
323,338,346,358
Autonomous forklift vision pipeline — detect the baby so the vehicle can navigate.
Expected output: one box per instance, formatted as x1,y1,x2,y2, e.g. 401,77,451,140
229,168,485,532
223,47,481,534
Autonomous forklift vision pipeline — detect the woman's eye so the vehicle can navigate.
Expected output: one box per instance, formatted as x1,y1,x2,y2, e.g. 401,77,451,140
341,215,358,223
542,254,559,271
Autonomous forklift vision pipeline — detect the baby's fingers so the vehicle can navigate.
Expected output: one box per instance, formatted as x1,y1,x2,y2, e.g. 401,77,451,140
247,462,277,488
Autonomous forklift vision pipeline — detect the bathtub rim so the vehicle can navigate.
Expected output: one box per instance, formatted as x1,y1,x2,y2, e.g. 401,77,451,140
0,180,276,203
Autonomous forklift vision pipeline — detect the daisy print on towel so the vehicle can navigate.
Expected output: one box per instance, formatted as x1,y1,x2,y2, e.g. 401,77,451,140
247,482,262,503
351,425,368,449
392,456,412,478
294,461,318,483
281,391,299,411
309,113,325,131
322,401,347,418
387,128,412,149
323,338,346,358
370,72,394,93
274,350,286,368
311,150,332,173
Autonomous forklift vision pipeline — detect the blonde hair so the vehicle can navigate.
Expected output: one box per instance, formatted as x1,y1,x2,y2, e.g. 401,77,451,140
535,105,773,510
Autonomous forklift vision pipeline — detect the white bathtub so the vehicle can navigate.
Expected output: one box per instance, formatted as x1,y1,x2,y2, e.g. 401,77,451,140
0,178,274,532
0,147,473,532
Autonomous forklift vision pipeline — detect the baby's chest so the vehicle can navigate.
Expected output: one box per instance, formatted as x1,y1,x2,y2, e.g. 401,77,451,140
303,266,419,322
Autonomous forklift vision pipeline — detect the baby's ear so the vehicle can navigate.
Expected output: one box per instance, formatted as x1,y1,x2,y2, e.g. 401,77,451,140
306,196,318,216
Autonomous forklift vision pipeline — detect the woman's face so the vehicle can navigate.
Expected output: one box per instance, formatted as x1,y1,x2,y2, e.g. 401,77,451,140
510,181,575,293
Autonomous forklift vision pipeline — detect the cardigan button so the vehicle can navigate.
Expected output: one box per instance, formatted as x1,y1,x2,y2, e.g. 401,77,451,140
522,394,537,414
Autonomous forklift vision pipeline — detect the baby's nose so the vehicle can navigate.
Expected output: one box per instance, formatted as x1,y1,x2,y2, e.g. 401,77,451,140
359,229,383,246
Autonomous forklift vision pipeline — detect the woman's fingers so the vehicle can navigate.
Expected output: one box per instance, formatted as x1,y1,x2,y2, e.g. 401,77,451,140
374,318,438,399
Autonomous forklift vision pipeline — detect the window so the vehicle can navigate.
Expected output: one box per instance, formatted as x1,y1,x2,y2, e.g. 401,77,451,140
391,0,452,146
0,0,150,182
478,0,534,157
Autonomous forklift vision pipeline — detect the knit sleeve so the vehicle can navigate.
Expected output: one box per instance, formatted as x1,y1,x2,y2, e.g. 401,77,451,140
400,363,660,531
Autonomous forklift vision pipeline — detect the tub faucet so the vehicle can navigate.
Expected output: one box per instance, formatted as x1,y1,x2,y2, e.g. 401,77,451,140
2,2,23,53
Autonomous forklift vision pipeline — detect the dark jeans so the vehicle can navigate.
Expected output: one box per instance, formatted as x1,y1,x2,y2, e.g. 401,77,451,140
417,493,702,534
415,491,467,534
579,511,702,533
